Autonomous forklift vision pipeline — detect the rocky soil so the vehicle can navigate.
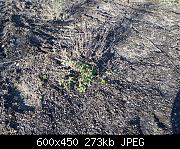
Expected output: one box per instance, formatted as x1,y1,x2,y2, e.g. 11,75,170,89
0,0,180,134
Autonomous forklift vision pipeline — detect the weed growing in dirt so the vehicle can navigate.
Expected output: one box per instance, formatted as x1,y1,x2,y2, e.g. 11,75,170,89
100,79,108,85
77,62,96,93
60,76,77,90
59,61,96,93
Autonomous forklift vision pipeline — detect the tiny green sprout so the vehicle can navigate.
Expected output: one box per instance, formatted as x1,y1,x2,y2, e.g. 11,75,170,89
100,79,107,85
60,76,76,90
60,60,97,93
77,62,96,93
59,79,64,86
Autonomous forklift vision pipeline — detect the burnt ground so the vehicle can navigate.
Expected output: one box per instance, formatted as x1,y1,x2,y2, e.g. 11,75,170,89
0,0,180,134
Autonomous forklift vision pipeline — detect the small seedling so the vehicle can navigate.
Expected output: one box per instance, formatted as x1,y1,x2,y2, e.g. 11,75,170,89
59,76,76,90
100,79,108,85
59,60,97,93
77,63,96,93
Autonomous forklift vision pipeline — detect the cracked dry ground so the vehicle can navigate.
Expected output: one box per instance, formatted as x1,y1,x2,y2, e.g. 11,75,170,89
0,1,180,134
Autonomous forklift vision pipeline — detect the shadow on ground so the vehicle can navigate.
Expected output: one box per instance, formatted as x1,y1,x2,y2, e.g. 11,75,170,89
171,90,180,134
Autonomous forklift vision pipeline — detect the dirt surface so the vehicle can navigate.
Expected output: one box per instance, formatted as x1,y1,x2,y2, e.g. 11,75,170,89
0,0,180,135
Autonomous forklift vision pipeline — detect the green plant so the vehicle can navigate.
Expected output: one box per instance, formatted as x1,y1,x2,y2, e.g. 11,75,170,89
77,63,96,93
59,60,96,93
60,76,76,90
100,79,108,85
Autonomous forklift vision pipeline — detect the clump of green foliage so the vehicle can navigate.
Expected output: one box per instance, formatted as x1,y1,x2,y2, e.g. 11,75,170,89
100,79,108,85
77,63,96,93
60,61,96,93
60,76,77,90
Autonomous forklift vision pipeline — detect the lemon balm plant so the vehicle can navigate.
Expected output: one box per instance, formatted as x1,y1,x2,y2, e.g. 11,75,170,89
56,13,110,93
59,60,97,93
77,62,96,93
